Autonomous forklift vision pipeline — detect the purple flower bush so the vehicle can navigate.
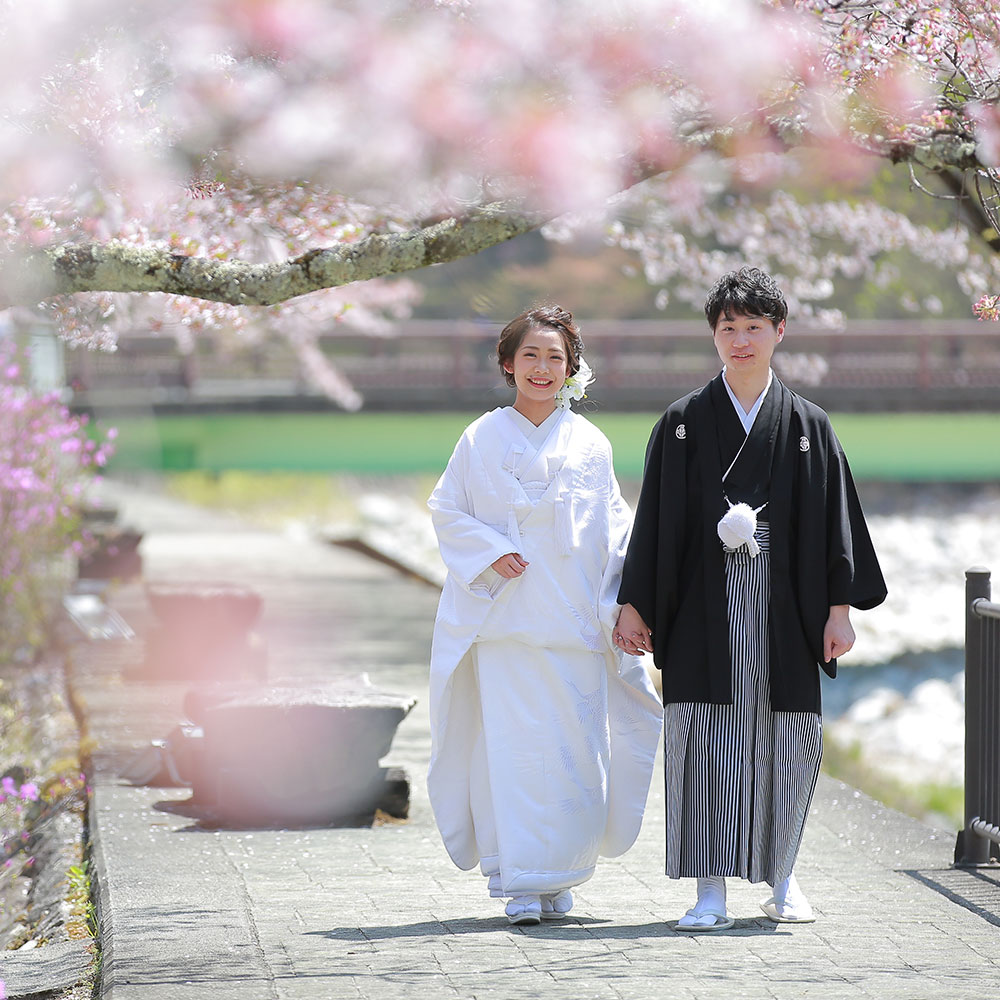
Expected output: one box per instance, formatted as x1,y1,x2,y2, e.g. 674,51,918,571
0,339,116,661
1,767,91,950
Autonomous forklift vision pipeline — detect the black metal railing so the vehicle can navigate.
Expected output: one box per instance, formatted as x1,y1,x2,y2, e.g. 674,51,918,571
956,567,1000,866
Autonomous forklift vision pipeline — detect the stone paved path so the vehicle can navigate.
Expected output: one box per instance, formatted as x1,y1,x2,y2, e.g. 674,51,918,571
64,480,1000,1000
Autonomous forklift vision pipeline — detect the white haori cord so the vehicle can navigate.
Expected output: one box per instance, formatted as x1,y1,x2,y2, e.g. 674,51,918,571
717,432,766,557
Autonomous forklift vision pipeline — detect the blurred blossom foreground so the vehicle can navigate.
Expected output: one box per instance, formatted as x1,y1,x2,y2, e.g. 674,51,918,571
334,484,1000,794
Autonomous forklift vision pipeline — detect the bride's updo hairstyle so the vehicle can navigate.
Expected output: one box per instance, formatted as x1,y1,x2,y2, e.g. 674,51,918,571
496,305,585,388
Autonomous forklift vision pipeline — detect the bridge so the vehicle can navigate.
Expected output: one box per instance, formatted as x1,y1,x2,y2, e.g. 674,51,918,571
64,318,1000,413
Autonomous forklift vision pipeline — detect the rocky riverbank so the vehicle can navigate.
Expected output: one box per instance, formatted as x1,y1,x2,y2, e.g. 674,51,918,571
333,479,1000,824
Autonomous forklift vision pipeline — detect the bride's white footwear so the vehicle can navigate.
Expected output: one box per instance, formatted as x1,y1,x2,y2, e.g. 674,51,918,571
505,895,542,925
540,890,574,921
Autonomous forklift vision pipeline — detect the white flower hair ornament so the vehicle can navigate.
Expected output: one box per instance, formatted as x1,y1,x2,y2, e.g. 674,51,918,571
554,357,594,409
717,500,766,557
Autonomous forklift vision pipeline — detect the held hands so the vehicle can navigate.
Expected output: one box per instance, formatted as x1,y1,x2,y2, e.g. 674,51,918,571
823,604,855,662
491,552,529,579
613,603,653,656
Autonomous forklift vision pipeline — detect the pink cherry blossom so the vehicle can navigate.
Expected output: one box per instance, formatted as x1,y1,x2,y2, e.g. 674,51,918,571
0,0,996,429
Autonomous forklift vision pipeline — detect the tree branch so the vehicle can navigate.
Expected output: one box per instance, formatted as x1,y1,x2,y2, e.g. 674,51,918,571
14,201,550,308
884,131,983,173
12,154,672,308
932,169,1000,252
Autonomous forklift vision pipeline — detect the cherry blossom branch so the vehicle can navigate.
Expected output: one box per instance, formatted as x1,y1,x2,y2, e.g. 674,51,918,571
19,202,547,308
13,152,670,310
884,132,982,172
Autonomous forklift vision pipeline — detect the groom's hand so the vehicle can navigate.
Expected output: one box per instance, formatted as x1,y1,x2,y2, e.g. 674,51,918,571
614,603,653,655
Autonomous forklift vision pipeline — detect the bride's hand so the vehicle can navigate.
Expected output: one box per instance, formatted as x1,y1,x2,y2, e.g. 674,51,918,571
491,553,529,579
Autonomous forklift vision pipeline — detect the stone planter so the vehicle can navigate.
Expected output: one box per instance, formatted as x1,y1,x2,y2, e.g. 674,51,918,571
78,500,119,526
176,682,416,826
142,583,267,681
77,527,144,581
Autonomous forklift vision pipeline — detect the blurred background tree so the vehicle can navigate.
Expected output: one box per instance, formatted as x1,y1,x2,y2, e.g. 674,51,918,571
2,0,1000,410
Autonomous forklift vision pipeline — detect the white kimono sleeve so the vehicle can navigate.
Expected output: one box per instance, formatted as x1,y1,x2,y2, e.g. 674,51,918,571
598,463,634,640
427,434,517,596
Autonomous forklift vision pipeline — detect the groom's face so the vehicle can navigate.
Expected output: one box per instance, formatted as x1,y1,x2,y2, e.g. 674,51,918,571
713,311,785,376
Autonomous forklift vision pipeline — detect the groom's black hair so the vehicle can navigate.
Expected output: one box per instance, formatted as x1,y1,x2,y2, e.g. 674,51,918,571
704,266,788,329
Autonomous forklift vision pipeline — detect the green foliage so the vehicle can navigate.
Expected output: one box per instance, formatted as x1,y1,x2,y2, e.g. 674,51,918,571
66,860,98,941
0,345,116,662
818,166,979,320
411,230,662,320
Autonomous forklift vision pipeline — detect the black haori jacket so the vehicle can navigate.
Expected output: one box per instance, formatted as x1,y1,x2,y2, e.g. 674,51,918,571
618,373,887,714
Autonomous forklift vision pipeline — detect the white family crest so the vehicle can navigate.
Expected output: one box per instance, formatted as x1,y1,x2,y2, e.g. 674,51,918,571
799,435,810,452
675,424,686,440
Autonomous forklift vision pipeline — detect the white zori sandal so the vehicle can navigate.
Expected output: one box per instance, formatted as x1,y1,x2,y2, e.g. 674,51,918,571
760,873,815,924
540,890,574,921
676,876,735,933
505,895,542,925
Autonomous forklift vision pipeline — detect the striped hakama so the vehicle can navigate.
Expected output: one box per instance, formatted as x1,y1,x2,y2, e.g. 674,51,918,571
663,522,823,886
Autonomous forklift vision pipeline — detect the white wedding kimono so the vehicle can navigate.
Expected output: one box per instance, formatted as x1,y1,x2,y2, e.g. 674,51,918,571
427,406,662,897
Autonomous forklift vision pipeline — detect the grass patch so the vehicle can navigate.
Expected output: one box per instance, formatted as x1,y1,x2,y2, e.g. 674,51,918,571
166,470,360,527
104,410,1000,480
821,734,963,831
65,859,98,942
164,469,438,529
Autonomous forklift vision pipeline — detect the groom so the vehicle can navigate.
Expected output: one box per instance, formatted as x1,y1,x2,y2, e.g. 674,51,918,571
613,266,886,930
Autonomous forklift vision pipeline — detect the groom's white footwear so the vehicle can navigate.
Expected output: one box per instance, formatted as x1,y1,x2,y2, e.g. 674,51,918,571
761,873,815,923
676,876,734,933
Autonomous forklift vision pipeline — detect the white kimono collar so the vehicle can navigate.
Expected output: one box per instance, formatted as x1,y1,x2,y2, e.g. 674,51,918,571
500,406,568,481
721,367,773,435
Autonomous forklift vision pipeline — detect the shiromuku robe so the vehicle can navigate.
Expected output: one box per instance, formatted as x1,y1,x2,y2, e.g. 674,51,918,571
618,372,887,714
427,406,663,895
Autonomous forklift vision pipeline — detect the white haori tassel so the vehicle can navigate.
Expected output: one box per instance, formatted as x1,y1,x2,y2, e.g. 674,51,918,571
554,495,573,556
717,501,764,557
